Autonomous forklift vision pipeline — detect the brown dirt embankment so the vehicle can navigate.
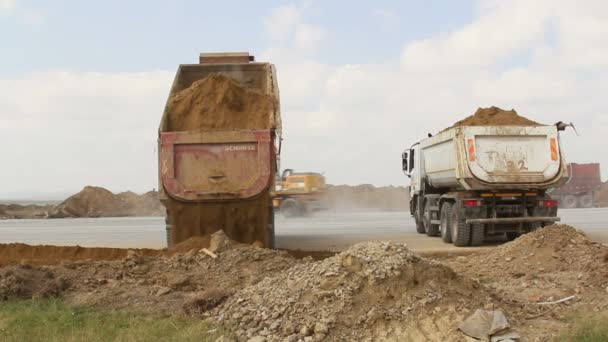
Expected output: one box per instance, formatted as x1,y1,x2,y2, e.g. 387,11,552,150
0,243,163,267
449,106,542,128
49,186,163,218
1,227,607,340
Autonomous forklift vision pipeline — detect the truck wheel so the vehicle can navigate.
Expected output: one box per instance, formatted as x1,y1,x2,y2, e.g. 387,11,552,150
527,221,542,232
562,195,578,209
506,232,519,241
440,202,453,243
280,199,301,218
423,199,440,237
268,204,276,249
450,208,470,247
470,223,485,246
165,214,173,247
578,194,594,208
414,202,426,234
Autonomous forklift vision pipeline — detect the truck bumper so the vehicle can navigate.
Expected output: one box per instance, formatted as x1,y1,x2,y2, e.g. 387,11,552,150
466,216,561,224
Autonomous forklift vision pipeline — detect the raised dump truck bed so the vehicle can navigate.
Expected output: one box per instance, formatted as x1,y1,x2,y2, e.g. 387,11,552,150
158,52,281,247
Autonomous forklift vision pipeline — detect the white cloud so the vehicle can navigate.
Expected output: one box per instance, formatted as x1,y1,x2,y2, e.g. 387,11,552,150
3,1,608,195
264,3,323,52
0,70,173,194
0,0,14,12
264,4,300,41
294,23,323,51
268,0,608,185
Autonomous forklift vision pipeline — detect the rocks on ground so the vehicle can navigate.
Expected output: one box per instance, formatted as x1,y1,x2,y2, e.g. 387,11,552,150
208,241,500,341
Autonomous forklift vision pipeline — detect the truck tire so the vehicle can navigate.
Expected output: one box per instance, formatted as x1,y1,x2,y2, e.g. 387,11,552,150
423,198,439,237
562,194,578,209
450,207,470,247
165,214,173,247
280,199,301,218
440,202,453,243
578,194,594,208
470,223,485,246
414,201,426,234
506,232,519,241
268,204,276,249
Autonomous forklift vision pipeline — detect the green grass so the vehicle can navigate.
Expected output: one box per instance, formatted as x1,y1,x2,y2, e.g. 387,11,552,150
0,299,226,342
554,311,608,342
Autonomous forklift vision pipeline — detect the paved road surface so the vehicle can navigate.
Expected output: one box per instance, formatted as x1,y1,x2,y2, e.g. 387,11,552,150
276,208,608,252
0,208,606,251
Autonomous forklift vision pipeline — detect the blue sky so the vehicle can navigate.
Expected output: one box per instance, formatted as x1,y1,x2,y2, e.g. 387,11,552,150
1,0,607,197
1,0,473,74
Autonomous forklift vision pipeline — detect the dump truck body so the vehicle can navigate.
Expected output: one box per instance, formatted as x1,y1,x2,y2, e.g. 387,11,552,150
402,125,568,247
549,163,601,208
273,170,328,217
158,53,280,247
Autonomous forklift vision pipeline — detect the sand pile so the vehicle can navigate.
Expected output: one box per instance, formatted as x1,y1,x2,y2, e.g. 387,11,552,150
326,185,410,211
165,74,276,132
49,187,164,218
208,242,499,341
449,225,608,304
50,186,120,218
450,106,542,128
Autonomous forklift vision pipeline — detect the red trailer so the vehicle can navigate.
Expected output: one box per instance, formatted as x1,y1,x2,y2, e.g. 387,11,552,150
550,163,601,208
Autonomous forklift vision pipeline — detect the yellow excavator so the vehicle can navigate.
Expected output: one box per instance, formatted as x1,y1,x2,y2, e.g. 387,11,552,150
273,169,327,217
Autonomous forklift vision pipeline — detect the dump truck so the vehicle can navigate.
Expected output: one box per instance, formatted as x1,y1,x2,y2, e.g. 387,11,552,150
273,169,327,217
402,125,569,246
549,163,601,208
158,52,281,248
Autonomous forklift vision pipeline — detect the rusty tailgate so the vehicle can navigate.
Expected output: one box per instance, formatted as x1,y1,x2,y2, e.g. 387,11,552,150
160,130,274,202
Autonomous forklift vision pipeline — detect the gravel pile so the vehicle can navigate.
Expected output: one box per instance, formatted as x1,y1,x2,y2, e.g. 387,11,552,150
209,242,496,341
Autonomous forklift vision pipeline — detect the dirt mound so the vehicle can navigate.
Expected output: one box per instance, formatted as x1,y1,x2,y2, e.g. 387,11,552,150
0,240,300,316
450,106,542,128
0,243,162,267
0,265,69,300
326,184,410,211
208,242,500,341
49,187,164,218
165,73,276,132
50,186,120,218
449,225,608,304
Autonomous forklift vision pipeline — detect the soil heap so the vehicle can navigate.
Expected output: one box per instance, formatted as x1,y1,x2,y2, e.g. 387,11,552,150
450,106,542,128
49,187,163,218
0,232,300,316
208,242,500,341
449,225,608,305
165,73,276,132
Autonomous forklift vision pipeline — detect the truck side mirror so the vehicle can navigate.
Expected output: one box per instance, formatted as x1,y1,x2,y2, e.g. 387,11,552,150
402,151,409,172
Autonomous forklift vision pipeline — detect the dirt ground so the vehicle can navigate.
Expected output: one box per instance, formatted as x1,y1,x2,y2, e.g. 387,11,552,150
1,225,607,341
